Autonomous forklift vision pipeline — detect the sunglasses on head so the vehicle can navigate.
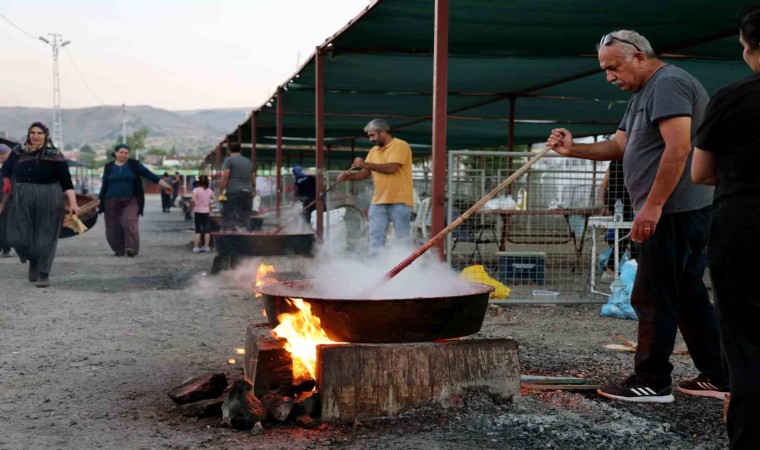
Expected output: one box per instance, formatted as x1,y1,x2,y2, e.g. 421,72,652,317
600,34,642,52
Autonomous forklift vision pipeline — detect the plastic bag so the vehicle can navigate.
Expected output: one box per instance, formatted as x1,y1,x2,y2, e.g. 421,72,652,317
479,195,516,211
459,264,511,300
600,259,638,320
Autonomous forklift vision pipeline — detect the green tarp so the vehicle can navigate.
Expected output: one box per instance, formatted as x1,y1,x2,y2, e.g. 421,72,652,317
214,0,750,165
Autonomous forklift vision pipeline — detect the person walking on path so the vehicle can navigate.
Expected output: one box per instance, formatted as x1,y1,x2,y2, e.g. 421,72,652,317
171,172,181,207
292,166,317,227
218,143,254,231
1,122,80,287
191,176,215,253
691,7,760,448
0,143,12,257
99,144,173,257
337,119,414,255
160,172,173,213
546,30,726,403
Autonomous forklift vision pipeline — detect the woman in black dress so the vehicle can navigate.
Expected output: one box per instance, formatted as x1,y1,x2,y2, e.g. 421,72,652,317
1,122,80,287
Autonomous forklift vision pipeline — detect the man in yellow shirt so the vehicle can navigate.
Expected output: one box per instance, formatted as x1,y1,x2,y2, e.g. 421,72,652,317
338,119,414,254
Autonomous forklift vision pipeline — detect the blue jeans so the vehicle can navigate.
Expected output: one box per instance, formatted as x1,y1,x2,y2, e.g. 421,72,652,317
368,204,413,251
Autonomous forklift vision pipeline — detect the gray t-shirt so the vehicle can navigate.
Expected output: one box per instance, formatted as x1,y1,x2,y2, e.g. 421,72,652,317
221,154,253,194
619,65,714,213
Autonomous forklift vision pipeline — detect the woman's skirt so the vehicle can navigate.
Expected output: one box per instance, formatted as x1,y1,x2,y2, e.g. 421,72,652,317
7,182,65,275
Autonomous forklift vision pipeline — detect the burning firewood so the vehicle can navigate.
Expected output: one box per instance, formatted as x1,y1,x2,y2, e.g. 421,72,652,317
292,391,320,418
222,378,267,430
261,393,295,422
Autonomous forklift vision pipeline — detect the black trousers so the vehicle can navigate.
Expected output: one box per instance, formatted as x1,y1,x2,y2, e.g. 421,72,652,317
631,206,725,386
161,192,172,211
711,265,760,450
221,191,252,231
0,206,10,253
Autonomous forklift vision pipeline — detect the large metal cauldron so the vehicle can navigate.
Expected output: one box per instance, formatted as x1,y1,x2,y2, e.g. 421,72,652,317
212,231,314,257
256,279,494,343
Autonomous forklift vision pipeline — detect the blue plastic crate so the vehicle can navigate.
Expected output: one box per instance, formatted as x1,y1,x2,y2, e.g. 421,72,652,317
496,251,546,285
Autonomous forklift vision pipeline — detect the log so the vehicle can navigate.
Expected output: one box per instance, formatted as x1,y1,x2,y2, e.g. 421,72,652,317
317,338,519,420
261,393,295,422
244,323,294,398
167,372,228,405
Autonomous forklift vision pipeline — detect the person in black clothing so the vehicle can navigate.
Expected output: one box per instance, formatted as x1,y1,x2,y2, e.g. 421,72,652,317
1,122,80,287
292,166,317,227
691,8,760,449
0,143,12,257
99,144,172,257
160,172,173,213
171,171,181,206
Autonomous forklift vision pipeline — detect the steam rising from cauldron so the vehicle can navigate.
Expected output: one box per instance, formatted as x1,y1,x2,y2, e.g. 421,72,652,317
307,245,474,300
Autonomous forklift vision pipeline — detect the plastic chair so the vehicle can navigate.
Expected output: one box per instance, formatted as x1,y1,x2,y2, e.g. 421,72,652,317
413,197,431,241
451,211,498,263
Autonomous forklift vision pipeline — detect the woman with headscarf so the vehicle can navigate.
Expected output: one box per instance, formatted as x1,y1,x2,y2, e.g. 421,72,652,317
1,122,80,287
99,144,172,257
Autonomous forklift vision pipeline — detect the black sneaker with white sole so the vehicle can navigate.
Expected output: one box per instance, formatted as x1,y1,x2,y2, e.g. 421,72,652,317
677,376,729,400
597,375,674,403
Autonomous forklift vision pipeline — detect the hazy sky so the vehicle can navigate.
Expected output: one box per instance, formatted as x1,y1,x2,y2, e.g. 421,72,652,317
1,0,371,111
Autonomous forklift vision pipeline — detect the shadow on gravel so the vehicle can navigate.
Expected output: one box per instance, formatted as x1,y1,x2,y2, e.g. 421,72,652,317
56,270,198,292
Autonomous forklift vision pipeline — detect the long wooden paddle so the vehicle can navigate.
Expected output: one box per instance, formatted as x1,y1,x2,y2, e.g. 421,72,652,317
378,146,553,285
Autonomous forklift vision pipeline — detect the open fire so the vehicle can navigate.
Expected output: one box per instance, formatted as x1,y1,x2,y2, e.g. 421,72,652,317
254,262,338,381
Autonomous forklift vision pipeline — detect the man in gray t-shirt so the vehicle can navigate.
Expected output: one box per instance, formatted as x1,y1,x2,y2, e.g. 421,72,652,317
547,30,725,404
219,143,254,231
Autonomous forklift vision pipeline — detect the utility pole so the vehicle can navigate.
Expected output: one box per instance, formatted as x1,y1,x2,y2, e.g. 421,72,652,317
39,33,70,149
122,104,127,144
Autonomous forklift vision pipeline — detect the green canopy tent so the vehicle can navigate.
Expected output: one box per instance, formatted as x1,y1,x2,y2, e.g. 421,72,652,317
210,0,750,237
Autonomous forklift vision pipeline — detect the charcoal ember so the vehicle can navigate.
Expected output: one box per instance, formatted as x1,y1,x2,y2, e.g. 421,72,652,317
260,393,294,422
295,413,316,428
177,396,224,418
168,373,228,405
222,378,267,430
289,378,316,395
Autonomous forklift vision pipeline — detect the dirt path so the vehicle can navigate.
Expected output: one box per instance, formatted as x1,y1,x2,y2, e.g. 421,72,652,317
0,196,727,449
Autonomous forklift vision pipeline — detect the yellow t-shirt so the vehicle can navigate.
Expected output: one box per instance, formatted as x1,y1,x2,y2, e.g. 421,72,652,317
365,138,414,206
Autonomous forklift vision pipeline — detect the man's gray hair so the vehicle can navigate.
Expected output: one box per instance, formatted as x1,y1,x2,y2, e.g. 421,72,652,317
364,118,390,133
598,29,656,59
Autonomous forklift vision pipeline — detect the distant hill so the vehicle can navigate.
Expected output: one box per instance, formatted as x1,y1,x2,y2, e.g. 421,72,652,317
0,106,249,156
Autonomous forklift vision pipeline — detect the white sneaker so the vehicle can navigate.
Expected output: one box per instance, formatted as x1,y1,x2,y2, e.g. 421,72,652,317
201,246,211,253
192,246,201,254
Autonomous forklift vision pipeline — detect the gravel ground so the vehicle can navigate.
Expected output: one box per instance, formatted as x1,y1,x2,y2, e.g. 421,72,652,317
0,196,728,449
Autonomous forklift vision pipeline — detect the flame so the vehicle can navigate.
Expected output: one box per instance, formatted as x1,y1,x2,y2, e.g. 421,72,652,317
272,297,336,381
254,263,276,297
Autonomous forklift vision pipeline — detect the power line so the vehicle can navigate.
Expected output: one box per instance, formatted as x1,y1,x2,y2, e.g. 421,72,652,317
63,47,106,105
0,12,38,41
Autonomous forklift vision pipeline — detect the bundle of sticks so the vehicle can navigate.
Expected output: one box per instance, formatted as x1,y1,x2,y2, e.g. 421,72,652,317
62,198,99,234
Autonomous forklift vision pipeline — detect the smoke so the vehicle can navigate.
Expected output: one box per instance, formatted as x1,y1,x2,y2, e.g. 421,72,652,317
305,243,475,300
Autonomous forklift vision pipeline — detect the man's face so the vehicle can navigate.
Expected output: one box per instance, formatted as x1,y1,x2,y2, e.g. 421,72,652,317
0,153,8,164
598,45,644,91
367,129,387,146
